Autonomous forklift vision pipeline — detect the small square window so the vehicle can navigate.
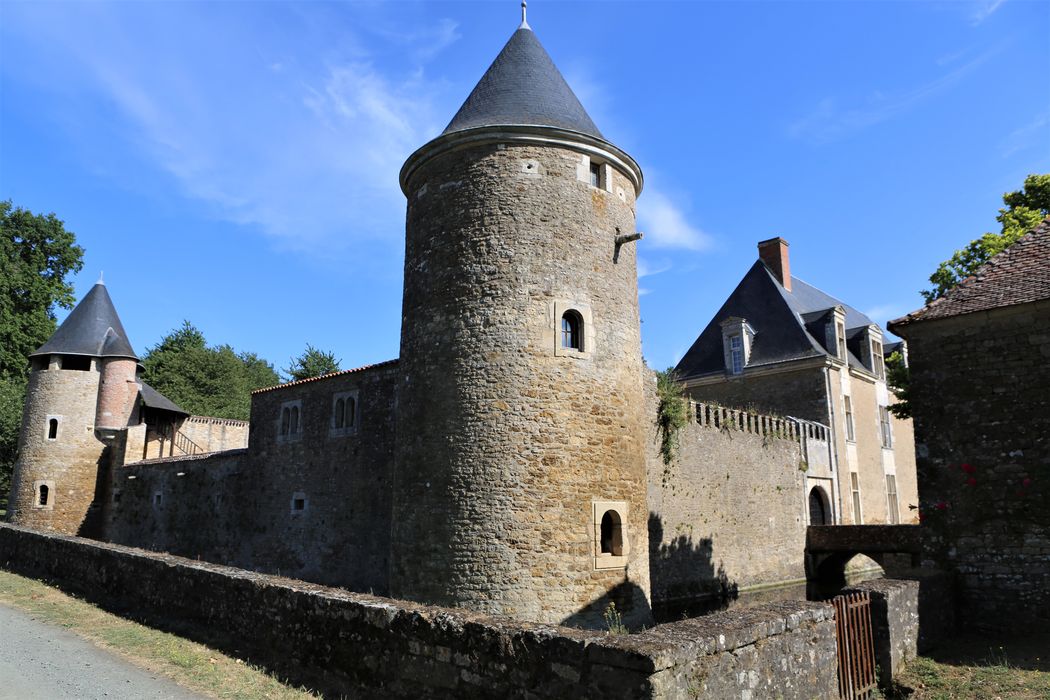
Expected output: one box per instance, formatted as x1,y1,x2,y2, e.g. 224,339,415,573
290,491,308,514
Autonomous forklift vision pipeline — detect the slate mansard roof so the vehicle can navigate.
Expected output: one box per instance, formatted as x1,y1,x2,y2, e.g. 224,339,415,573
675,261,881,380
443,26,603,140
31,281,138,360
891,217,1050,328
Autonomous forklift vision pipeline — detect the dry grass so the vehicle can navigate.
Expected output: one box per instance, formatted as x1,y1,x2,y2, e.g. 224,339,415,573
0,569,319,700
893,632,1050,700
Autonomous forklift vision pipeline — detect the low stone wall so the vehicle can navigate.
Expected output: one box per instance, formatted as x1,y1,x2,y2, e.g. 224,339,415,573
843,579,918,689
0,523,838,699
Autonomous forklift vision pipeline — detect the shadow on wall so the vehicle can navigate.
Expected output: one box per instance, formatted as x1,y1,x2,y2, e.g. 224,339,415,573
76,448,111,541
559,576,653,632
648,513,739,623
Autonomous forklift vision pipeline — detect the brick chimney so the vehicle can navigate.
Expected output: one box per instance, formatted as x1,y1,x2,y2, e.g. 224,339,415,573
758,237,791,291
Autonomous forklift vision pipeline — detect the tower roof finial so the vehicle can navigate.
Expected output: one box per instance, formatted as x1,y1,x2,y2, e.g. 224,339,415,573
97,271,105,286
520,1,529,29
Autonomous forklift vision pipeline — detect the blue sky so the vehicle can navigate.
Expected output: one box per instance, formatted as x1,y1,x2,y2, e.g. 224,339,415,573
2,0,1047,375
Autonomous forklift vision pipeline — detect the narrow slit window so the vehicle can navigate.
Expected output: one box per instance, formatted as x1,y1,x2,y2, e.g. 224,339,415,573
729,335,744,374
600,510,623,555
280,407,290,436
589,161,601,188
347,397,356,427
851,472,862,524
290,406,300,435
886,475,900,524
561,311,583,351
334,398,345,429
38,484,49,506
47,418,58,440
844,396,855,442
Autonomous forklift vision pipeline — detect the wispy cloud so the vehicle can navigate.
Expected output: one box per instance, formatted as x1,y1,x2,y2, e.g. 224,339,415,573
637,258,673,279
971,0,1007,25
1,3,459,260
788,48,998,144
1002,110,1050,158
637,187,713,251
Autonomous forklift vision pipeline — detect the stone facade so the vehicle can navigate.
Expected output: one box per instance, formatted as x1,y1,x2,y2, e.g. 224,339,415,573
891,300,1050,632
141,416,249,460
394,141,651,628
647,377,813,612
0,522,838,700
107,361,399,594
7,357,108,535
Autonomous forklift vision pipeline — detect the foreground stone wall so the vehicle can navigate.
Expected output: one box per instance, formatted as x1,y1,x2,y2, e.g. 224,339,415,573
895,301,1050,632
0,523,838,699
647,375,808,614
107,362,398,594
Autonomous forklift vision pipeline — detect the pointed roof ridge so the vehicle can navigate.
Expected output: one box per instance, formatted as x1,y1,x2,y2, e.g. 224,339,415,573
31,281,138,360
442,25,603,139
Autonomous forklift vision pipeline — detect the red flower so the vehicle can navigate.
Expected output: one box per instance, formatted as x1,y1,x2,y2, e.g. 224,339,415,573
966,477,977,486
1023,478,1033,487
961,463,976,474
934,501,949,510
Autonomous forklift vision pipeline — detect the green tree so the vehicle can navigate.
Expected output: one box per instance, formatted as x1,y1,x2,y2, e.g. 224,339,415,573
283,344,341,382
141,322,280,421
922,174,1050,303
884,351,911,419
0,201,84,510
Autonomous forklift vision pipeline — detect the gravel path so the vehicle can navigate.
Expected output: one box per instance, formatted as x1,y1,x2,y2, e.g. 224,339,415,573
0,603,204,700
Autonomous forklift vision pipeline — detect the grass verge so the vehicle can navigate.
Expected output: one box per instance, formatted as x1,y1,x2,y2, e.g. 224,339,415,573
0,569,318,699
892,631,1050,699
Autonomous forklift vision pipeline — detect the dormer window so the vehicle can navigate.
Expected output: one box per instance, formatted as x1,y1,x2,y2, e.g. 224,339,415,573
729,335,744,374
836,321,847,360
871,338,885,379
720,317,754,375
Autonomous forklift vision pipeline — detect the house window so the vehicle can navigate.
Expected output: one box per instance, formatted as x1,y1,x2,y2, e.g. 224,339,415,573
729,335,744,375
561,311,583,351
290,491,308,514
879,406,893,448
38,484,50,506
872,339,885,378
850,472,862,524
278,400,303,442
153,492,163,508
47,418,59,440
836,322,847,360
844,396,855,442
330,391,359,436
886,475,900,524
589,161,601,188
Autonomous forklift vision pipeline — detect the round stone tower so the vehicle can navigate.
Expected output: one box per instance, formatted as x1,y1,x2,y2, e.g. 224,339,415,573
391,16,651,628
7,280,139,535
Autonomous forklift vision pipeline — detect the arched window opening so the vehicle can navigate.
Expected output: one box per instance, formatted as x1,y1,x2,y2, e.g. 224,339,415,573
600,510,623,556
280,407,290,436
290,406,300,434
38,484,50,506
809,487,829,525
334,398,345,428
346,397,356,427
561,310,583,351
47,418,58,440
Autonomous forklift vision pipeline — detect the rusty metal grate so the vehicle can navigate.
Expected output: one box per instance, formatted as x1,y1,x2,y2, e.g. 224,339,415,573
833,591,878,699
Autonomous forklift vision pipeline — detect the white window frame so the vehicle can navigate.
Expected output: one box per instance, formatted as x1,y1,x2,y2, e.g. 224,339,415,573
850,472,863,524
844,395,856,442
879,406,893,448
886,474,900,524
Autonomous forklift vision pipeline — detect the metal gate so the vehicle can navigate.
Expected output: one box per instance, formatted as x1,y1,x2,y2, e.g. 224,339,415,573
833,591,877,699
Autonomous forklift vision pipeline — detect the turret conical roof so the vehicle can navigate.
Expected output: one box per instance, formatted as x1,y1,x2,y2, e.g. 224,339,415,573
442,26,603,139
31,281,138,360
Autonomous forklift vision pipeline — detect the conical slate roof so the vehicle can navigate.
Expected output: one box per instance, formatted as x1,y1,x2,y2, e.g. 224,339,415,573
443,26,603,139
31,281,138,360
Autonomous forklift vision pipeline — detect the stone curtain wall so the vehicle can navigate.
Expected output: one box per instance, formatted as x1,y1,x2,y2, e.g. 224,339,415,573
107,363,399,595
902,301,1050,632
684,366,829,424
0,523,838,699
178,416,249,454
647,374,809,612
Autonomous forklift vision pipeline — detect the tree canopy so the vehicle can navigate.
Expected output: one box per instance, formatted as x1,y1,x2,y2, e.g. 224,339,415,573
922,174,1050,303
141,322,280,421
0,201,85,507
284,344,342,382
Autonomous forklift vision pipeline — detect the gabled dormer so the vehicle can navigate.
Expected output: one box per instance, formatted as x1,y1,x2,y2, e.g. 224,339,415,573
846,324,885,378
720,317,755,375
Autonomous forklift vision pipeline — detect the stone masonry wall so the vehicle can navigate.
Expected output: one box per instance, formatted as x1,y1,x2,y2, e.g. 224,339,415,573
897,300,1050,632
684,365,829,424
177,416,250,454
647,373,809,613
395,141,651,628
7,364,107,535
0,523,838,699
107,362,398,595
